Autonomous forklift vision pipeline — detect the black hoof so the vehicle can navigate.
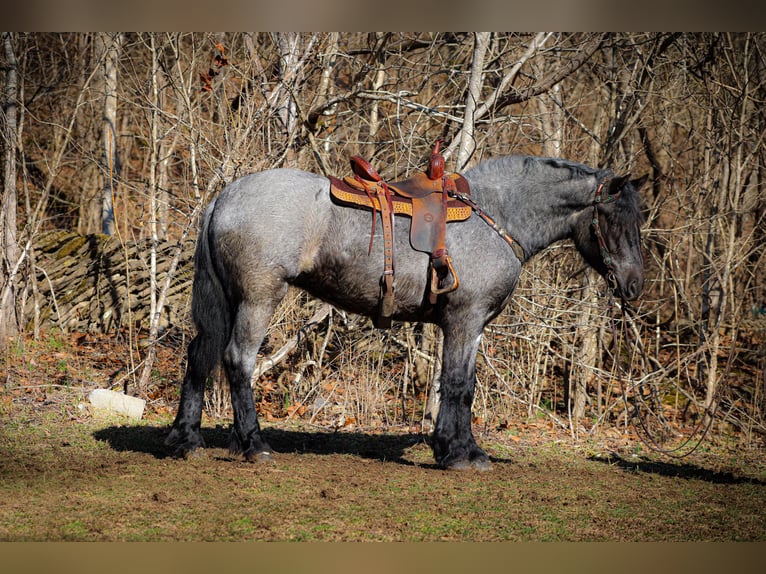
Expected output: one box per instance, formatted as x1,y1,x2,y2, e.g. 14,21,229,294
165,426,205,459
437,444,492,471
469,457,493,471
443,457,493,471
244,450,275,464
229,430,273,463
175,446,207,460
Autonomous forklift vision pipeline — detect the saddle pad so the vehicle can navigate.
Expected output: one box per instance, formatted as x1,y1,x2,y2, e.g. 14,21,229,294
328,174,473,222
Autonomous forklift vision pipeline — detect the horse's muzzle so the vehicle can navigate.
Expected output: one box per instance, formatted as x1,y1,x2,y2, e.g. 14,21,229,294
620,273,643,301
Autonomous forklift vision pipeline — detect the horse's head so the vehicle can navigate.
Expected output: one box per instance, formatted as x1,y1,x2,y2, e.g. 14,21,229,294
574,173,648,301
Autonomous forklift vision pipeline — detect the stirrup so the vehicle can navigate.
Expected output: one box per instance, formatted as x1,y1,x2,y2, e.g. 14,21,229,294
430,256,459,297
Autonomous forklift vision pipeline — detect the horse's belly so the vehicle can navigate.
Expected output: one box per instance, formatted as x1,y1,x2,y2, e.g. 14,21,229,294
291,243,432,322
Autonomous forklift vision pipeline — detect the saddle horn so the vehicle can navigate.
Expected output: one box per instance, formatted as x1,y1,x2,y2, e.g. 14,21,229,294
427,141,445,180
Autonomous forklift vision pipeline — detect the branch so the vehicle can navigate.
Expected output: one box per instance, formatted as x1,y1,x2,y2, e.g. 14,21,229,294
356,90,463,123
250,303,333,386
475,32,553,123
491,33,605,113
444,32,553,161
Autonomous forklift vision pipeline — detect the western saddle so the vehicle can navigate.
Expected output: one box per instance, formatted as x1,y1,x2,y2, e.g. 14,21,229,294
329,142,473,328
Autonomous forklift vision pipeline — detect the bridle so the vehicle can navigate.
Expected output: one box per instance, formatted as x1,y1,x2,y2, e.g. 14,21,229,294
591,176,619,293
593,176,717,458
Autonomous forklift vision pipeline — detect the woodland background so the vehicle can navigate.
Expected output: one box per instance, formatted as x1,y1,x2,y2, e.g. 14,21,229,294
1,32,765,447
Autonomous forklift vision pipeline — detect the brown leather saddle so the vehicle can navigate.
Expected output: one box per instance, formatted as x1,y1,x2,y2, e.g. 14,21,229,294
329,142,472,328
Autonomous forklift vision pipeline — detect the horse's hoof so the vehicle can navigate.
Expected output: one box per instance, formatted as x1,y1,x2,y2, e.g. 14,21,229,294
165,427,205,456
444,458,493,471
171,445,203,460
245,450,275,464
445,459,472,470
470,458,493,471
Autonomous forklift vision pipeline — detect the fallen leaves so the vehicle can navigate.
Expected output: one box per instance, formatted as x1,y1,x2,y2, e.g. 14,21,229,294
199,41,229,92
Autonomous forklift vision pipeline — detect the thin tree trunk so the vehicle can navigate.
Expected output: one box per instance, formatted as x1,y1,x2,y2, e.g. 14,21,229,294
318,32,338,157
97,32,122,236
571,270,599,428
367,32,387,159
1,32,19,341
272,32,315,164
539,82,564,157
422,326,443,432
423,33,490,424
455,32,490,171
138,33,162,392
309,32,339,172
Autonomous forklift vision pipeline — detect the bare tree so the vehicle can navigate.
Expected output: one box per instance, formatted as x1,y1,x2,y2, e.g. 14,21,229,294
96,32,123,235
1,32,19,340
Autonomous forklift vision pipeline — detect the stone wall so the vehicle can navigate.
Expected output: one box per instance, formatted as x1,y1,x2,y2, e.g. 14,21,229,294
24,231,195,333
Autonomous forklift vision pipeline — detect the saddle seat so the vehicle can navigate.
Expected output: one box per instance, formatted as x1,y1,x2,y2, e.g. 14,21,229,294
328,142,473,328
350,155,450,199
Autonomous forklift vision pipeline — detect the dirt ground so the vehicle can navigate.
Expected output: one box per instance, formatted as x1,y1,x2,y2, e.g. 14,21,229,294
2,389,766,541
2,332,766,541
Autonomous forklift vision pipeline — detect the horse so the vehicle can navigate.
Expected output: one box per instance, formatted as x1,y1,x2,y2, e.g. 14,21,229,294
165,154,647,470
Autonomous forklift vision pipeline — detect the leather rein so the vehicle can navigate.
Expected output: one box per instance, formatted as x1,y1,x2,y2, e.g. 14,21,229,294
448,190,527,263
592,177,717,458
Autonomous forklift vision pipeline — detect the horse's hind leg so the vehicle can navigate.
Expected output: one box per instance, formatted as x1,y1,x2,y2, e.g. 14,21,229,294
165,332,221,458
224,285,287,462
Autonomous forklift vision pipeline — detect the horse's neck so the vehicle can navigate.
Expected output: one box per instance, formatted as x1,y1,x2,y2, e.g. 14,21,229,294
487,175,597,259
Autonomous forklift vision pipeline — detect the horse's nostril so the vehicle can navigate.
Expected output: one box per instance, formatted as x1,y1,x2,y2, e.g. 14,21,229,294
625,277,642,300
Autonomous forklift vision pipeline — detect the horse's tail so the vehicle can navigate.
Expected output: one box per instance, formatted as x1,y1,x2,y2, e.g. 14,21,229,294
189,197,230,365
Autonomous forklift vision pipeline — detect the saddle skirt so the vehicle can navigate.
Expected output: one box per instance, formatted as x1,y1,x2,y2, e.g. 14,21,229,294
328,144,473,328
329,171,472,253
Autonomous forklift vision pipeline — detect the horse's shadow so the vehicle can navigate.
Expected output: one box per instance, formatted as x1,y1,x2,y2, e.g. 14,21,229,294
588,452,766,485
92,424,446,467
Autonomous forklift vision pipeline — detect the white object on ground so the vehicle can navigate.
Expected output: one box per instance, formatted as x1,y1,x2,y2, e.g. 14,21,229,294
88,389,145,421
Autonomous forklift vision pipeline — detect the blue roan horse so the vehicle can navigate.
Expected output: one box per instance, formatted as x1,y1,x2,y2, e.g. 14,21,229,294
166,154,647,470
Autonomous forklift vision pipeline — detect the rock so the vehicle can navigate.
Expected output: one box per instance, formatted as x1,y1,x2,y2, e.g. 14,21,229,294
88,389,145,421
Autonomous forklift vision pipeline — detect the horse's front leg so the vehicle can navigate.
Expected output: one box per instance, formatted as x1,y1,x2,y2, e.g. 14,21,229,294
431,322,491,471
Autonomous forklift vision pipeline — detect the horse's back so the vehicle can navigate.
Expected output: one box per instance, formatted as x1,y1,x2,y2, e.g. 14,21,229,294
206,168,333,284
212,168,329,228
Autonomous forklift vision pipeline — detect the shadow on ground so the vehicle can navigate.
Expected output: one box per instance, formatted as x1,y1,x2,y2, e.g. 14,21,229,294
589,453,766,485
93,424,432,466
92,424,514,468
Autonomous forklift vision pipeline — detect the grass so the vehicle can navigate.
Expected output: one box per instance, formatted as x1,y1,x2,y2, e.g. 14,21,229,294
1,383,766,541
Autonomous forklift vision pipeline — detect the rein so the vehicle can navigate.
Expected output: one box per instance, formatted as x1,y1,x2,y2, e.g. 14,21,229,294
607,296,718,458
591,177,619,291
593,177,718,457
449,191,527,262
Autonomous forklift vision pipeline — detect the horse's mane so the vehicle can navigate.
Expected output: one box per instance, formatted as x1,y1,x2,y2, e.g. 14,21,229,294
466,154,644,229
466,154,606,182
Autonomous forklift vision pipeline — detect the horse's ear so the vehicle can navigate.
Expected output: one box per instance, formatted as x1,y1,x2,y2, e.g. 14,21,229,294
606,175,628,200
630,174,649,191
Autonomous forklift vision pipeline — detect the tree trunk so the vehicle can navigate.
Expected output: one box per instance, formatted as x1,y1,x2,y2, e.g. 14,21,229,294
455,32,490,171
366,33,389,160
271,32,315,164
571,270,599,428
97,32,122,236
138,33,163,392
1,32,19,341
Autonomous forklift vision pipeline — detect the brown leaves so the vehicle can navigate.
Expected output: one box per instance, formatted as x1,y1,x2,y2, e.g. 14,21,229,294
200,42,229,93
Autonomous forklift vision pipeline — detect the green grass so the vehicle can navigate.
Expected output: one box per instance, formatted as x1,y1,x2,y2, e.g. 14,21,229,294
2,394,766,541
